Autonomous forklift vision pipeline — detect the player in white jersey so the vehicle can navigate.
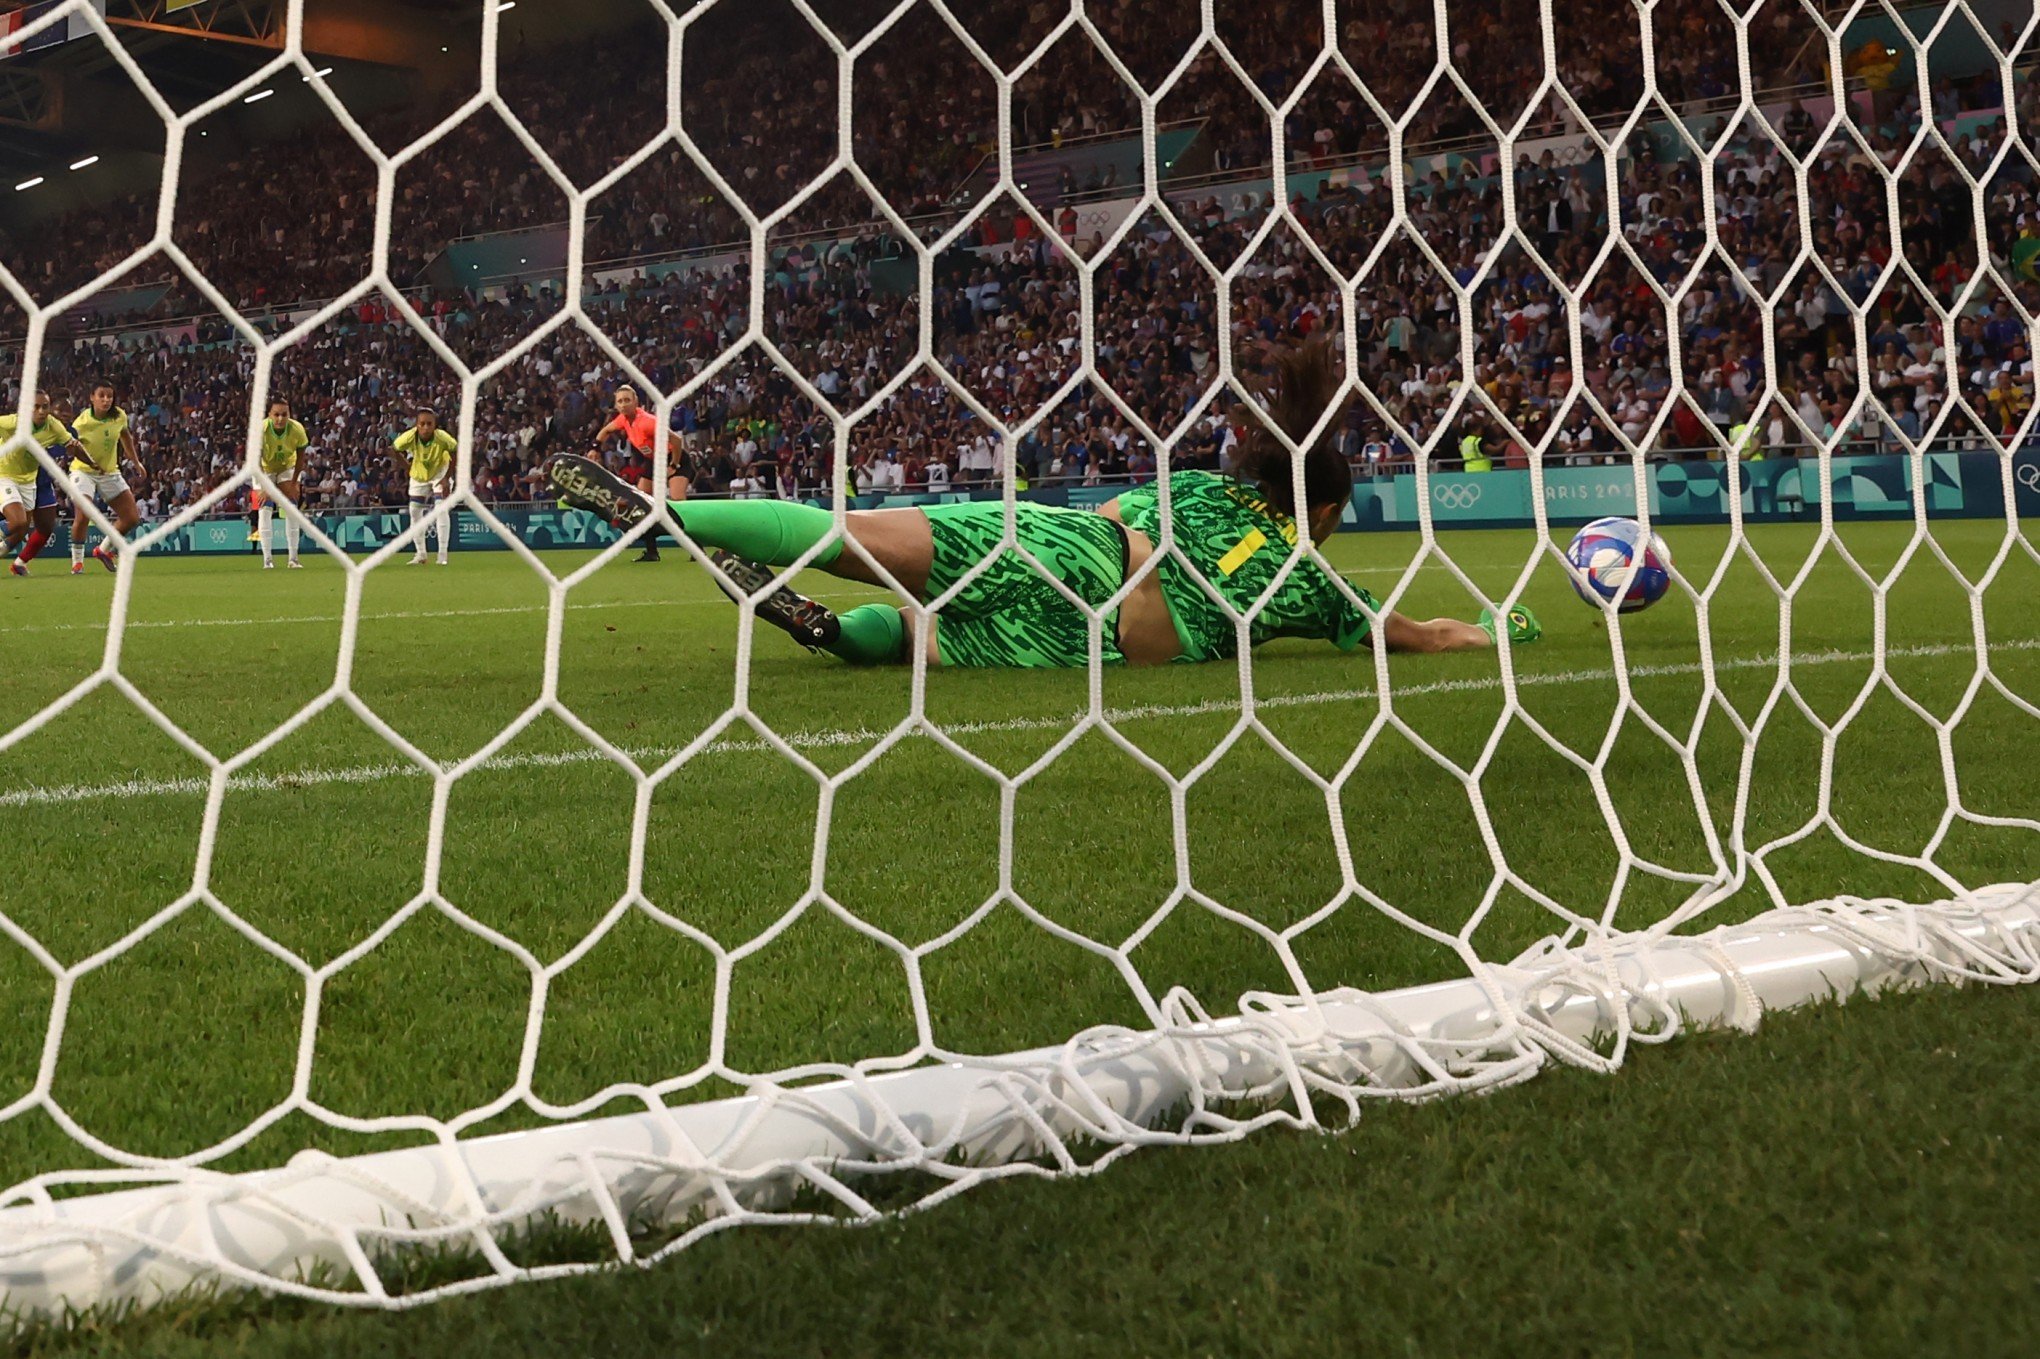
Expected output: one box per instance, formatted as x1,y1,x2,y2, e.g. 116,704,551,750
68,378,148,574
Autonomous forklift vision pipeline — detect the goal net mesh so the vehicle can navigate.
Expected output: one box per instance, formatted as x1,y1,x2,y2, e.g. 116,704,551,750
1,0,2037,1317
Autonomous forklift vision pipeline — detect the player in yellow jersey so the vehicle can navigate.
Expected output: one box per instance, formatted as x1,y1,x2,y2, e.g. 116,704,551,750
1,390,87,578
67,378,148,575
254,397,310,570
391,407,457,565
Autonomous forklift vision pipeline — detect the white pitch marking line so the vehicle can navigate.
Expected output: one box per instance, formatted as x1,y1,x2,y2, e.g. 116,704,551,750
3,638,2032,809
2,563,1485,636
4,595,853,636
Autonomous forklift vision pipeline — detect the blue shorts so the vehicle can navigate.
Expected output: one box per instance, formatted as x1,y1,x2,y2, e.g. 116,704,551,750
34,469,57,511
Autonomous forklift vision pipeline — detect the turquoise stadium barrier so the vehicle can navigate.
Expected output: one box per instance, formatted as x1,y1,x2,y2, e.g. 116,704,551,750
88,450,2040,556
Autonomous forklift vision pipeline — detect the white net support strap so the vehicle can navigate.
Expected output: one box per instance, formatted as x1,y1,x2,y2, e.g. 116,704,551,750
2,887,2035,1314
1,0,2037,1322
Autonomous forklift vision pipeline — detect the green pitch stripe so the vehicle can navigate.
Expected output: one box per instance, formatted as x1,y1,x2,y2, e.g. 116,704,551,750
5,637,2031,809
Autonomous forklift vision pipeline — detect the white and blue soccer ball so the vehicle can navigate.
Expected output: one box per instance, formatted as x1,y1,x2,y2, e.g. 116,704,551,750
1566,517,1673,613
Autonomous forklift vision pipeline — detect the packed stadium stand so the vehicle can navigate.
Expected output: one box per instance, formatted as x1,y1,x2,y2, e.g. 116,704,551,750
1,0,2033,518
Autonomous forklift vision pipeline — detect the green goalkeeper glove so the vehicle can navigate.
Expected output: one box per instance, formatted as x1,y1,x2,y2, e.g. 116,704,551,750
1478,604,1543,645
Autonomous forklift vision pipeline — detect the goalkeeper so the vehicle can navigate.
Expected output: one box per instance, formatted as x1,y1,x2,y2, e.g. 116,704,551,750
545,341,1539,667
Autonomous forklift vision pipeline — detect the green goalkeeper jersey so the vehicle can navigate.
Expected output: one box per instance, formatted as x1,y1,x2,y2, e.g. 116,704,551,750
1114,471,1376,662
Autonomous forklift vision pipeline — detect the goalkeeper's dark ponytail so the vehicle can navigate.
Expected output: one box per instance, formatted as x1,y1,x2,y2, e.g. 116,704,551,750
1226,337,1354,521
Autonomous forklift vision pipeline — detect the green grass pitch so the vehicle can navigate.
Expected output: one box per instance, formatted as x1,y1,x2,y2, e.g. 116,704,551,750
2,516,2037,1352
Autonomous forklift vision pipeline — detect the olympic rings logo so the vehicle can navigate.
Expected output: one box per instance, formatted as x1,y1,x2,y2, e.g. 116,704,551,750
2017,462,2039,493
1432,483,1485,509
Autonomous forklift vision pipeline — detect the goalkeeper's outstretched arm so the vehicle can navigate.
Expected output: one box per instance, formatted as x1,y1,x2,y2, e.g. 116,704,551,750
1376,612,1511,653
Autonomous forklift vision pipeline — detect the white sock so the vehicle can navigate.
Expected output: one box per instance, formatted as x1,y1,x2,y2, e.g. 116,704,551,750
258,504,273,563
285,514,301,563
71,537,85,565
409,500,427,555
437,501,449,562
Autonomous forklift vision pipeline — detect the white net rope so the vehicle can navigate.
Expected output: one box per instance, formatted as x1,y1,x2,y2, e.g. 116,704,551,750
0,0,2038,1316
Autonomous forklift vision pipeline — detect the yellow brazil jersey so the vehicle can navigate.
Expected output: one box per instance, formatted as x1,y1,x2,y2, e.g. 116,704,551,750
259,418,309,475
71,407,128,475
395,428,457,484
0,413,74,484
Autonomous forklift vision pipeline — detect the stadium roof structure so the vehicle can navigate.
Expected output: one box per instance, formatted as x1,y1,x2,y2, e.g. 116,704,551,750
1,2,281,174
0,0,512,231
0,0,656,189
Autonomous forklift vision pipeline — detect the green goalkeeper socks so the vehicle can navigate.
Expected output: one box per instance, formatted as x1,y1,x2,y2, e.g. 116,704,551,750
827,604,907,666
666,499,844,569
665,499,899,662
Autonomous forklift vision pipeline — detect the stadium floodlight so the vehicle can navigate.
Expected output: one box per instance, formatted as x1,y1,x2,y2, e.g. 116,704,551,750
67,157,97,171
0,0,2034,1329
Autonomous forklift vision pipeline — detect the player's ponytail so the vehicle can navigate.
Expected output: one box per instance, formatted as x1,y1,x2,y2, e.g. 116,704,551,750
1226,337,1354,521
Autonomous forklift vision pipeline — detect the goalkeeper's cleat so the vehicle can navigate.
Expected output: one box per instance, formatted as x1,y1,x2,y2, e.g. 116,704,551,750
247,527,261,544
544,454,651,534
710,550,841,651
634,546,662,563
1478,603,1543,645
70,561,85,576
92,544,116,573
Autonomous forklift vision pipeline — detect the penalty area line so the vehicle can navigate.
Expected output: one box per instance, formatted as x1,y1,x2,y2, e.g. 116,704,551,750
2,638,2030,809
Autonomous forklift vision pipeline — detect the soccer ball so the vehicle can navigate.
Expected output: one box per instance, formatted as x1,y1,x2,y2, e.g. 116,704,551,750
1566,517,1672,612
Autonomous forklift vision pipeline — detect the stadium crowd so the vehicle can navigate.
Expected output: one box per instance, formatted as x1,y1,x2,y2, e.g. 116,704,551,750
1,2,2034,522
3,0,1833,315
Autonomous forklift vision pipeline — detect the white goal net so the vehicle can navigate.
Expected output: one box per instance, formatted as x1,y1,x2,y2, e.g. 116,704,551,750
1,0,2038,1321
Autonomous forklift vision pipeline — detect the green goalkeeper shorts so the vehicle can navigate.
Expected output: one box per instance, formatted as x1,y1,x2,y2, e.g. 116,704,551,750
921,501,1129,668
